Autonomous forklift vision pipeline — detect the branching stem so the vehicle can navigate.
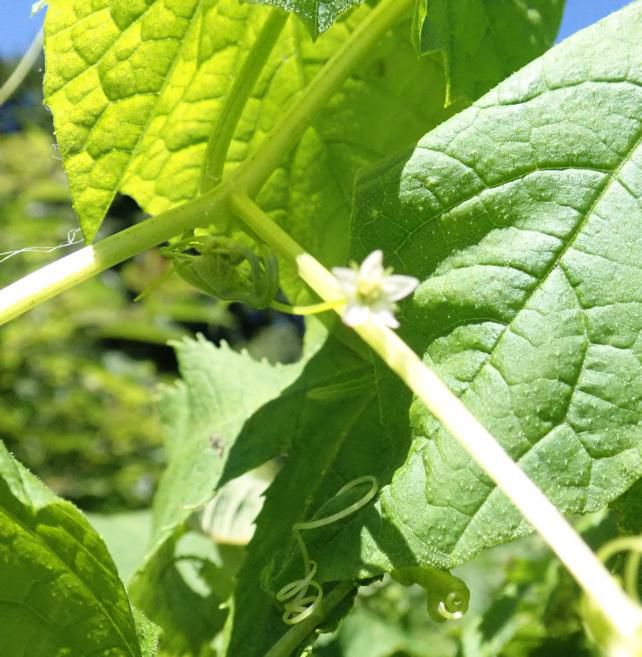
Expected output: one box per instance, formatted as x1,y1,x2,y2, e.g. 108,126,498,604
228,192,642,646
0,0,412,326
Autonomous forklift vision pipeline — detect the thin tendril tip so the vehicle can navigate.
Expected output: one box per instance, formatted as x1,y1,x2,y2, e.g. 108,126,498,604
276,475,378,625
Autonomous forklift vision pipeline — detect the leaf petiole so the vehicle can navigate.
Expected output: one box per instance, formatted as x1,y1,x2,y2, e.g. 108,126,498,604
228,191,642,646
200,9,289,194
270,299,344,316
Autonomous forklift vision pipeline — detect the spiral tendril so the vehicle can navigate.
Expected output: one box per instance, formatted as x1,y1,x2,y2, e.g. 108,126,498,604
437,591,466,620
276,475,378,625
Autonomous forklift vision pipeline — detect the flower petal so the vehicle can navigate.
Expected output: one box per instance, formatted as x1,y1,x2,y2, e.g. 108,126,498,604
359,250,384,280
342,301,370,326
332,266,358,291
372,307,399,329
382,275,419,301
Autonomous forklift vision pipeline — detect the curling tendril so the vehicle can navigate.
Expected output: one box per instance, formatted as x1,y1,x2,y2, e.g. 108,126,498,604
276,475,378,625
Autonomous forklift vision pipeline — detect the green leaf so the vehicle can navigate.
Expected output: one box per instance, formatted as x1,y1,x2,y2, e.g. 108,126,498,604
346,1,642,569
242,0,363,38
413,0,565,103
149,331,323,550
131,328,324,654
222,333,414,657
0,441,154,657
130,530,233,657
43,1,454,244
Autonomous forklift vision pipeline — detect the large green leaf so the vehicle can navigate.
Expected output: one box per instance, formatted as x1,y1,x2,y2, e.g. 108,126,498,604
342,0,642,570
413,0,565,103
43,0,454,244
0,441,156,657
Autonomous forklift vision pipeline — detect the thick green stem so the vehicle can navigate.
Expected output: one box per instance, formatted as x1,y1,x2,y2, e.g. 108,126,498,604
264,582,354,657
0,0,411,326
0,187,231,324
200,9,288,193
228,192,642,646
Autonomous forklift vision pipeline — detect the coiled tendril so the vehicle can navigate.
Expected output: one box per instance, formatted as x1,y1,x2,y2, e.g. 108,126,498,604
276,475,378,625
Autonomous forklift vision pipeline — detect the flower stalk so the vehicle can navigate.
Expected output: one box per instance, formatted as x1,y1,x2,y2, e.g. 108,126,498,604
228,191,642,645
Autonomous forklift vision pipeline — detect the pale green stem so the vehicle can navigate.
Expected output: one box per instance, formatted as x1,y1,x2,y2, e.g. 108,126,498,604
0,0,411,326
232,0,414,198
270,299,343,316
264,582,354,657
200,9,288,193
228,192,642,645
0,188,231,324
0,28,43,107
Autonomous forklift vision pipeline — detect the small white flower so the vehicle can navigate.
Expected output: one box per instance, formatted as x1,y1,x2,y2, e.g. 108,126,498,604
332,250,419,329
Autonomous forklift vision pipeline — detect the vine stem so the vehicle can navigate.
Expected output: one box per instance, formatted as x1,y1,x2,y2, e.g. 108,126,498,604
0,28,43,107
0,0,412,326
200,9,288,194
228,192,642,647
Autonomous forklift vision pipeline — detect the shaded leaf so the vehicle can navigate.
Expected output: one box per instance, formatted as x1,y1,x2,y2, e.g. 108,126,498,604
131,530,232,657
223,333,414,657
413,0,565,103
0,441,153,657
150,331,323,551
132,328,324,655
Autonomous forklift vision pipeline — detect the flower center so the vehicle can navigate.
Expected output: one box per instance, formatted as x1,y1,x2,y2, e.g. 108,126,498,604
356,279,384,305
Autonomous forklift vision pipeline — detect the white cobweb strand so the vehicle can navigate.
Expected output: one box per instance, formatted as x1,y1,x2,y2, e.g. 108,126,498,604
0,229,83,265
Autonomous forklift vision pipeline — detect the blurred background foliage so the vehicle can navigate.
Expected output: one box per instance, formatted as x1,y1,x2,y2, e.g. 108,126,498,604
0,30,636,657
0,53,300,511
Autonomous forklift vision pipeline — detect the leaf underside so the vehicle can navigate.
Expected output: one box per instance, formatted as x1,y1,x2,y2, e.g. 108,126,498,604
344,0,642,571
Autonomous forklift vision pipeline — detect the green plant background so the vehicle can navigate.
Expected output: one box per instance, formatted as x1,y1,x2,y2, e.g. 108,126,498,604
1,1,641,656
